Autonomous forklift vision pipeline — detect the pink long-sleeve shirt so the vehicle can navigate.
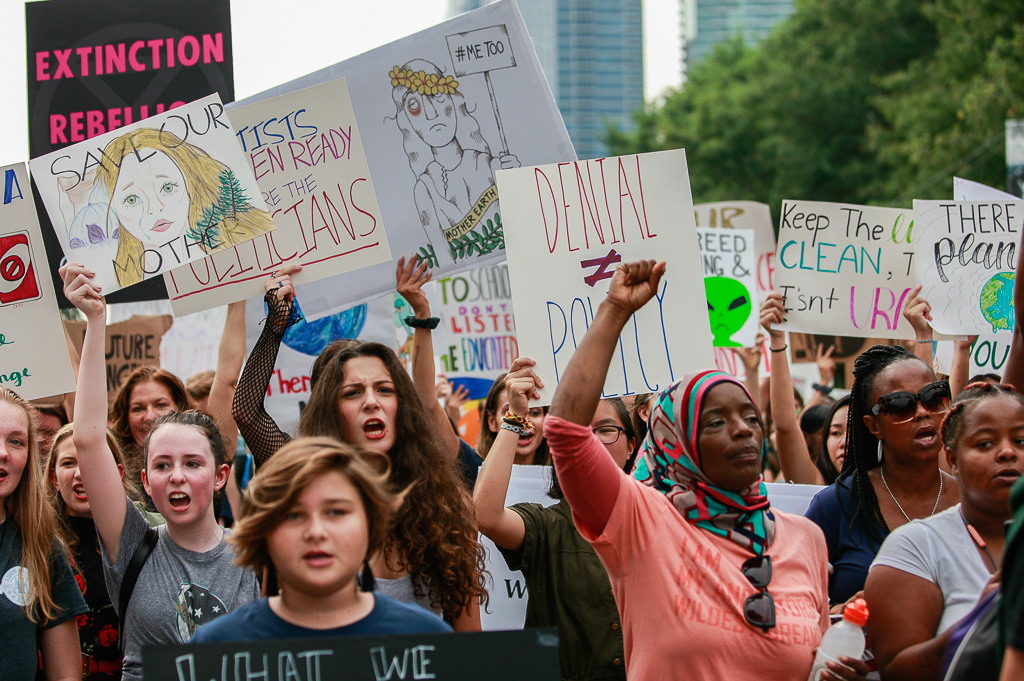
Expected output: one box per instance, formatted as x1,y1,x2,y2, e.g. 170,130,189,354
546,415,830,681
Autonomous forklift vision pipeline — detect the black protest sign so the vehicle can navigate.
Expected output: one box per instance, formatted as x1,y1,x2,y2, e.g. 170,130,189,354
26,0,233,305
143,629,560,681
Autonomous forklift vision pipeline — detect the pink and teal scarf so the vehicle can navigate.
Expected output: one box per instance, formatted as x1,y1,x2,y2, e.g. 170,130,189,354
633,370,776,555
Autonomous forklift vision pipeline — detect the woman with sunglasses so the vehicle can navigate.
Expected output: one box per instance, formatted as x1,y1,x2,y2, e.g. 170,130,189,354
544,259,867,680
805,344,959,614
474,357,635,681
864,382,1023,680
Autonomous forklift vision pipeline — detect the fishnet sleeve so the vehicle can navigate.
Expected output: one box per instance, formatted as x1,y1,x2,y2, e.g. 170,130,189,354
231,291,302,468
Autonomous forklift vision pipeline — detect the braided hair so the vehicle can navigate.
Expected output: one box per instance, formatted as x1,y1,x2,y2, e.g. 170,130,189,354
940,381,1024,453
839,344,930,542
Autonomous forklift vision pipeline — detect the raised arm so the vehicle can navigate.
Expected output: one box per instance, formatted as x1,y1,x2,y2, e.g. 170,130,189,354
1006,228,1024,391
550,260,665,425
805,343,835,410
207,300,245,459
949,336,978,398
231,266,302,467
60,320,80,421
902,285,934,367
61,263,129,561
473,358,543,550
396,255,460,457
732,333,764,411
548,260,664,537
761,293,825,485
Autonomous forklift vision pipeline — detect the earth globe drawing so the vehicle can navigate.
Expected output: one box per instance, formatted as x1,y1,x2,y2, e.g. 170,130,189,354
281,299,368,357
979,272,1015,333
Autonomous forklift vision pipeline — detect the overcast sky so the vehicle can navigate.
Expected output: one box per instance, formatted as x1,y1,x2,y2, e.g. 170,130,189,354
0,0,682,165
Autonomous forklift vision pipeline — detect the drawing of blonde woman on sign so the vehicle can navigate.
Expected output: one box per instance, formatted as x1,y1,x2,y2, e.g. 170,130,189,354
388,60,519,264
93,128,273,289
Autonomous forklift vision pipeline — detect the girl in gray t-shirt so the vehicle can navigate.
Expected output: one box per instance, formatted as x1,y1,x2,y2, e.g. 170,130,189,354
61,262,259,681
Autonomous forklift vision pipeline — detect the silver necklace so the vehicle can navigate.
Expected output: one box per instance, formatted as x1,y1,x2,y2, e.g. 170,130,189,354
880,467,943,523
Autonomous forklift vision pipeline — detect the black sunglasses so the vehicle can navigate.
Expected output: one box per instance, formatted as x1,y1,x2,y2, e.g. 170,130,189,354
742,555,775,631
870,380,951,424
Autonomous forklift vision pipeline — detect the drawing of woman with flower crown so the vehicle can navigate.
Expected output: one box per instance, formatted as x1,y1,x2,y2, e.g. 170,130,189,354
388,59,519,264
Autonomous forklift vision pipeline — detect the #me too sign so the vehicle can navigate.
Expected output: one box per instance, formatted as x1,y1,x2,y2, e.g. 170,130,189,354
774,200,919,340
232,0,574,318
498,149,714,404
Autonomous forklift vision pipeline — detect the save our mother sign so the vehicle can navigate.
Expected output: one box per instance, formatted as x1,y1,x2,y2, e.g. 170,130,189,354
497,149,714,405
774,200,918,339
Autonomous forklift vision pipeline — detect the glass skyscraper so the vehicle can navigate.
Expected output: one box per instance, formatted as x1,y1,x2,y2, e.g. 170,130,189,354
684,0,794,69
449,0,643,160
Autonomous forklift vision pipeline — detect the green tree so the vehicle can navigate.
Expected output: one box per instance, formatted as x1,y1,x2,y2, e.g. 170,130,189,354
866,0,1024,201
607,0,1003,215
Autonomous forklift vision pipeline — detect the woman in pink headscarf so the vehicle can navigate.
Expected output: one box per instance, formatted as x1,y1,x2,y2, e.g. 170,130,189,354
544,259,869,681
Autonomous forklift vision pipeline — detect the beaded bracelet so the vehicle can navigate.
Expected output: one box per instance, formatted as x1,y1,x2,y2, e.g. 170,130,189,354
503,411,534,431
501,422,533,436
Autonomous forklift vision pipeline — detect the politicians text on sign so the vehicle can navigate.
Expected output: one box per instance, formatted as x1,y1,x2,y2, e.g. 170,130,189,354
498,149,714,405
775,201,918,339
165,80,390,316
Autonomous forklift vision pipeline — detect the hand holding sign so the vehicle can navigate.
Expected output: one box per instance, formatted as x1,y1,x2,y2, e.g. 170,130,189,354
396,255,433,319
266,264,302,306
60,263,106,322
760,293,787,344
901,285,934,341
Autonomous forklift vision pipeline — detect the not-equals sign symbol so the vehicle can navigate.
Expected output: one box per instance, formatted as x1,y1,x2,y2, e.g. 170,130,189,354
580,248,622,287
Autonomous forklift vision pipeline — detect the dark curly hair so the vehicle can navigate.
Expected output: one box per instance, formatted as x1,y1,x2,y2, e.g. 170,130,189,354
298,341,488,620
840,344,932,542
940,381,1024,452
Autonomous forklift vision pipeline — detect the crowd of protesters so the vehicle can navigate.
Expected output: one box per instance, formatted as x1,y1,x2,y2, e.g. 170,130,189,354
2,246,1023,681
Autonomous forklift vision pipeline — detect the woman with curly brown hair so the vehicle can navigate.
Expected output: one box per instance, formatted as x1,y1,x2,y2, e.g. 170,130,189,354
232,260,488,630
298,340,488,628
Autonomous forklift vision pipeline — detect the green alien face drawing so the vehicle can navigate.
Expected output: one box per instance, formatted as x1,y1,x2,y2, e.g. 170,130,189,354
705,277,752,347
